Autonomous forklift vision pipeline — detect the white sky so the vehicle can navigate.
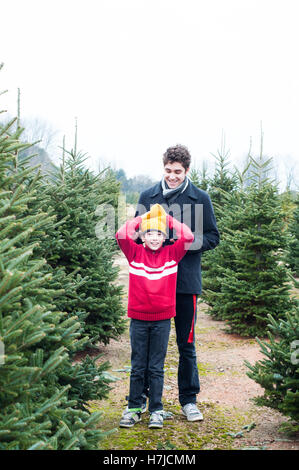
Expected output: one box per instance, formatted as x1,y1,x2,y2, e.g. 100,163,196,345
1,0,298,189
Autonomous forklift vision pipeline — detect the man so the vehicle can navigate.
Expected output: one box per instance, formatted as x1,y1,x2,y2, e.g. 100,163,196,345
134,144,220,422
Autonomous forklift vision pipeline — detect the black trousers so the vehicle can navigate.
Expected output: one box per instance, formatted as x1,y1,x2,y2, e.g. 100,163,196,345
174,293,200,406
143,293,200,407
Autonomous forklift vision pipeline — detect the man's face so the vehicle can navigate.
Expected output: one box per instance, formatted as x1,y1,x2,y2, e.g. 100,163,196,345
141,230,165,251
164,161,189,189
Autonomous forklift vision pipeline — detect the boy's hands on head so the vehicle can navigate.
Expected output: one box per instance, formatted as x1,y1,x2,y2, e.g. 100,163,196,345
131,230,140,241
140,204,167,236
130,216,142,241
137,205,178,244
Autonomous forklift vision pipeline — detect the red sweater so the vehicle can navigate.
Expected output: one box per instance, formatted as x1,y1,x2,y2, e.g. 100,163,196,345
115,215,194,321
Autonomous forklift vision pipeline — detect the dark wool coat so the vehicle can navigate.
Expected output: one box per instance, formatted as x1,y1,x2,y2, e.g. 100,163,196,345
135,180,220,294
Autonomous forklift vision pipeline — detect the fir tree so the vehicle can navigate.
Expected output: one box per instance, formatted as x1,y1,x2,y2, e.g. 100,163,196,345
199,139,238,305
13,113,116,406
207,136,238,220
40,147,126,346
189,168,202,189
211,154,296,336
201,188,243,312
245,310,299,422
285,195,299,277
0,116,110,449
189,160,209,191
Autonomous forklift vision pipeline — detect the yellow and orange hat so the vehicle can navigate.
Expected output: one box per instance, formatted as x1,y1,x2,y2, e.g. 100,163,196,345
140,203,167,235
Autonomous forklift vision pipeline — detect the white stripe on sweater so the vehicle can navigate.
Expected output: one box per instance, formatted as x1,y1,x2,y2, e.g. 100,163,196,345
130,260,177,272
129,265,178,280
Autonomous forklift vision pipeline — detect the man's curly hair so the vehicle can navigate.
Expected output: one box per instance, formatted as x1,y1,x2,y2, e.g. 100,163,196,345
163,144,191,171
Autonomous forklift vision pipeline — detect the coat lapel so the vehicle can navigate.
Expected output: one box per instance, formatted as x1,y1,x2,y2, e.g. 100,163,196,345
149,182,166,205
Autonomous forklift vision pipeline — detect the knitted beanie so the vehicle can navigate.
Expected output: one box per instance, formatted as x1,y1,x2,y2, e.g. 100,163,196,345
140,203,167,235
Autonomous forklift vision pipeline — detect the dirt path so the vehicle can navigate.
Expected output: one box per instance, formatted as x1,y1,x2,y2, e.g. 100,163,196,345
90,252,299,450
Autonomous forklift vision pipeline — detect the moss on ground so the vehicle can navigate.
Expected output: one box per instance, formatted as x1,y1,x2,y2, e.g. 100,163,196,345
89,395,255,450
89,303,261,450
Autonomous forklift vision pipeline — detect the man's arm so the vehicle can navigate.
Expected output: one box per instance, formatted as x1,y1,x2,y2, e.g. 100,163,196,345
187,192,220,255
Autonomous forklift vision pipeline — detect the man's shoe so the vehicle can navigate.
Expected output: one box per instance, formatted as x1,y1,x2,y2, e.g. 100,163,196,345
119,409,141,428
148,410,164,429
182,403,203,422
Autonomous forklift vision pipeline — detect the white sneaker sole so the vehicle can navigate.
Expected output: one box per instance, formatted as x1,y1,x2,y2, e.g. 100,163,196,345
182,410,203,422
119,416,141,428
148,423,163,429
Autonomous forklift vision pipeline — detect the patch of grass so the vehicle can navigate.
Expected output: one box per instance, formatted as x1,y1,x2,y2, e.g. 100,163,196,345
278,421,299,437
91,395,255,450
89,293,272,450
197,362,214,376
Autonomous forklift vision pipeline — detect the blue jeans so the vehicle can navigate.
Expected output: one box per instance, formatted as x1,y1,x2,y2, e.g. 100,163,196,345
143,294,200,407
128,318,171,413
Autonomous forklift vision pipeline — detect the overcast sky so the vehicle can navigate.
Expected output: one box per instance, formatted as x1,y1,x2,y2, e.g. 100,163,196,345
1,0,298,189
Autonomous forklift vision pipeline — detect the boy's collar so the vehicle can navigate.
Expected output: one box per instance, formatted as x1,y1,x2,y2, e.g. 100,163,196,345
144,244,164,254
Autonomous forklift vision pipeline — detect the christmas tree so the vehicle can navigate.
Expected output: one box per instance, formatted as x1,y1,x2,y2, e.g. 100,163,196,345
211,153,296,336
39,145,126,346
0,98,111,449
196,139,238,310
245,310,299,422
201,188,243,312
206,134,238,220
189,161,209,191
285,195,299,277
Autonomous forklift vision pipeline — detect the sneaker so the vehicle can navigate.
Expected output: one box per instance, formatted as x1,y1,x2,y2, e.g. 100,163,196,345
161,410,173,420
125,394,147,414
119,409,141,428
148,410,164,429
182,403,203,422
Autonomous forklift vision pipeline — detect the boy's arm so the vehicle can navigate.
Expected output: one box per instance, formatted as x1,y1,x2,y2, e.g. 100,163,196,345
134,192,149,245
115,216,142,262
167,214,194,262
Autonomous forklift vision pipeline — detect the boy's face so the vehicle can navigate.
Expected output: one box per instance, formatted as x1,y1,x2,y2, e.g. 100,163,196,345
164,161,189,189
141,230,165,251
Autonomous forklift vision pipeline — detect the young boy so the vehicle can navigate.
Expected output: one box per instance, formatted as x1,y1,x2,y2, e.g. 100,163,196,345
115,203,194,428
